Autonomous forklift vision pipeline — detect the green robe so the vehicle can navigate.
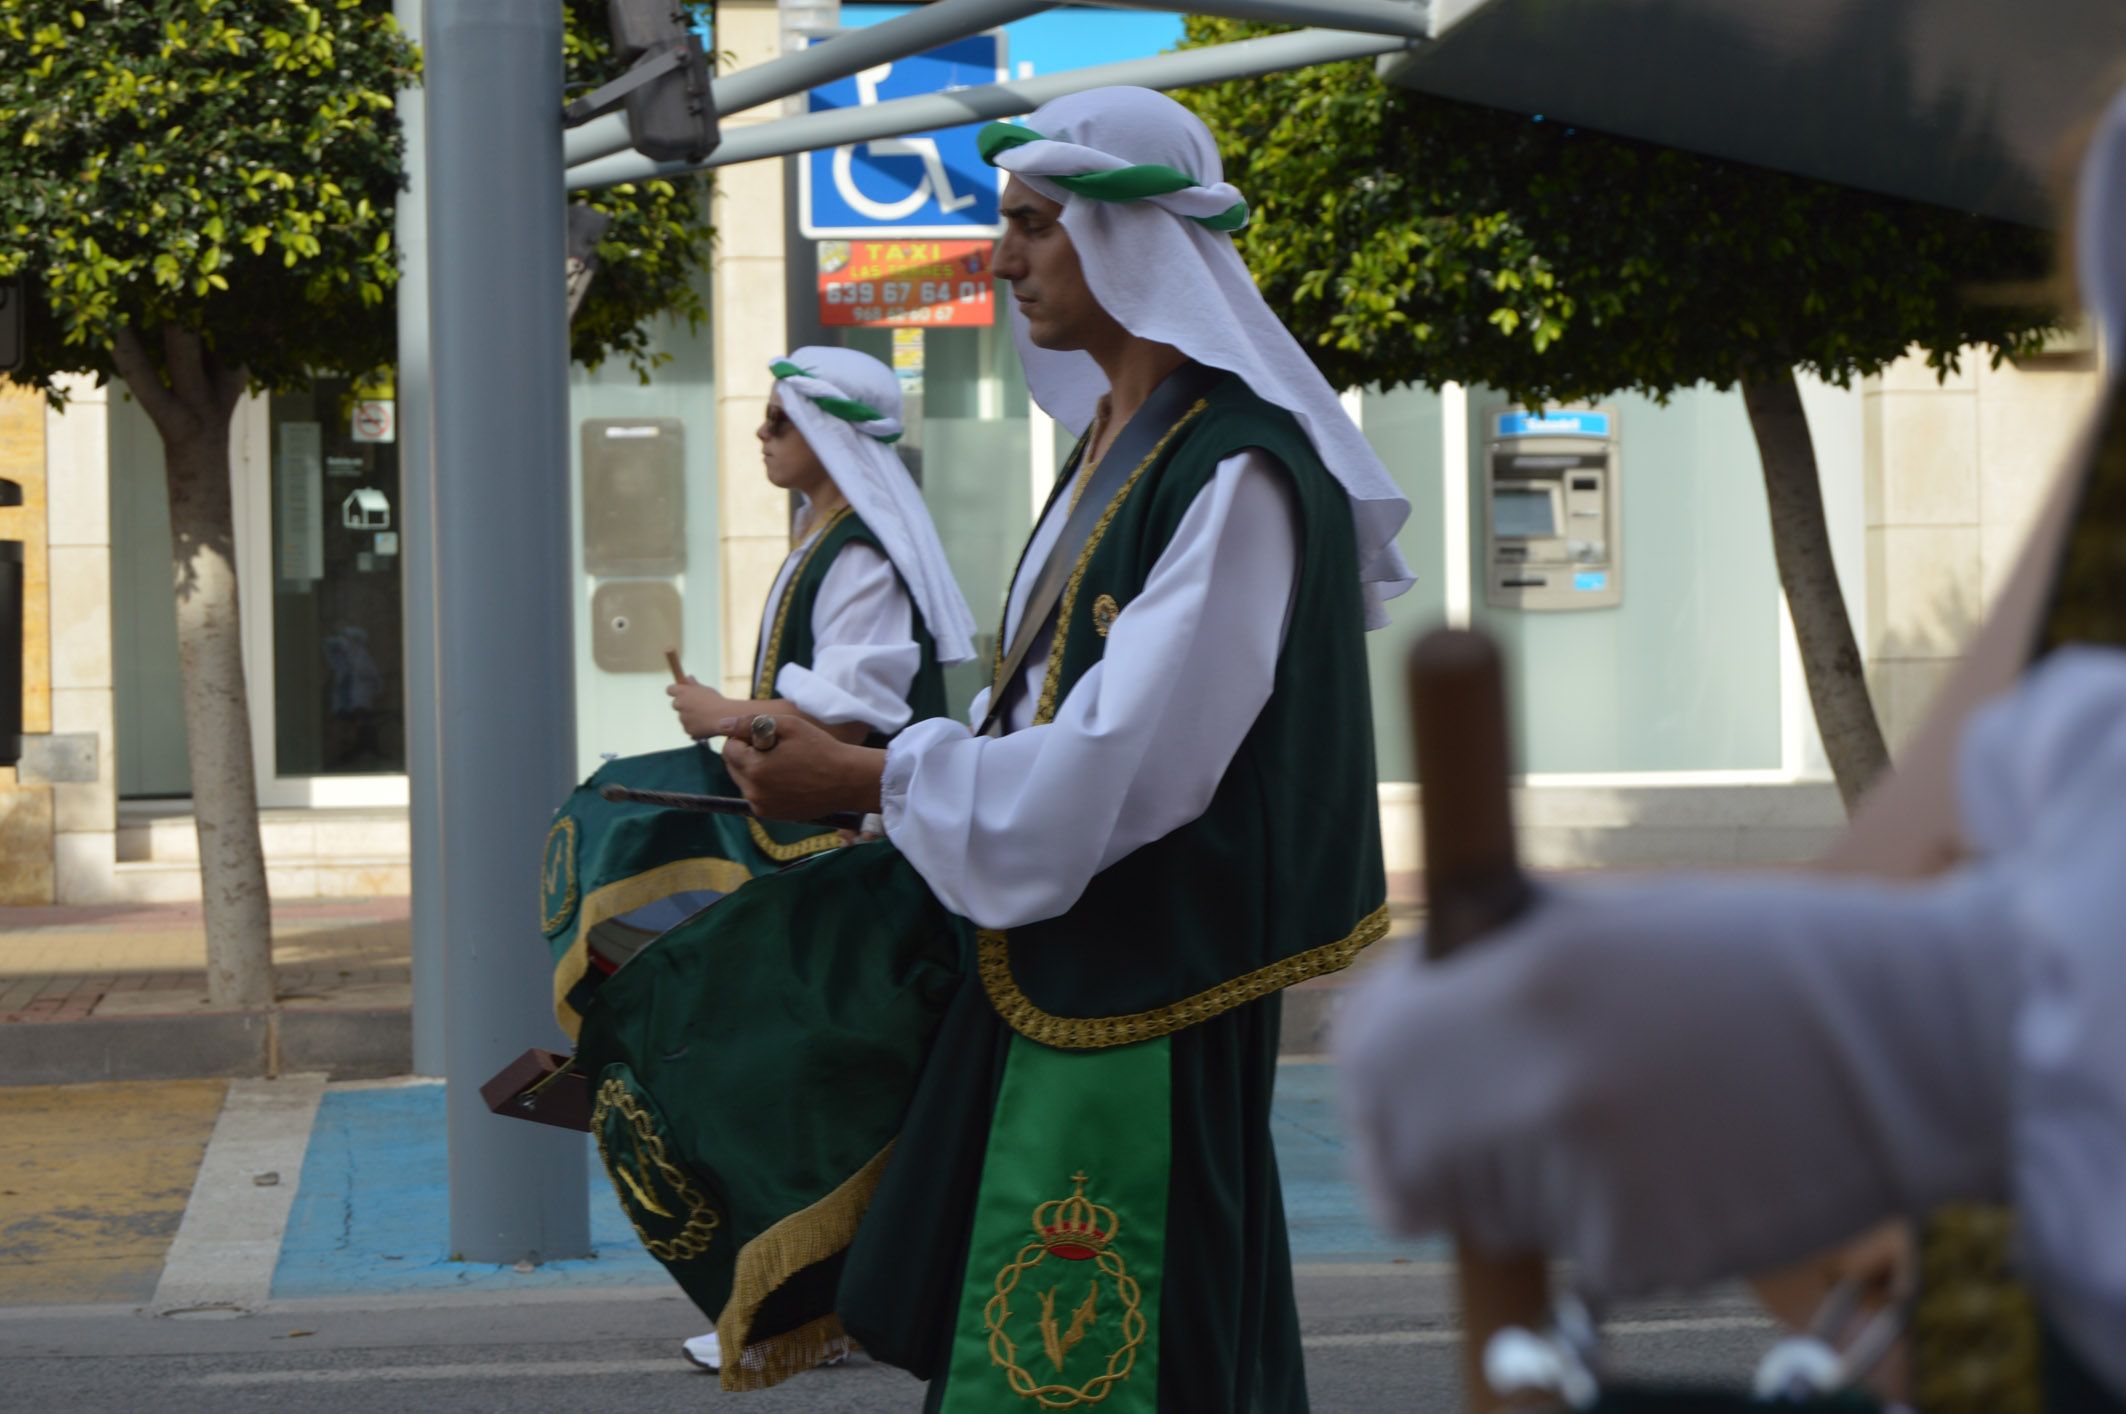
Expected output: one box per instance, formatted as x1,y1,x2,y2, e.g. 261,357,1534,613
574,373,1386,1409
543,506,947,1037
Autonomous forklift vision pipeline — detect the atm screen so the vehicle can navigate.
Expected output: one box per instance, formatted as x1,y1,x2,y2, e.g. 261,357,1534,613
1493,487,1556,538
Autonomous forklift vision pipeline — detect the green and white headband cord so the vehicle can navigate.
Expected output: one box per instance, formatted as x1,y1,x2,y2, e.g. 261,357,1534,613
976,122,1251,232
771,359,903,443
977,87,1415,627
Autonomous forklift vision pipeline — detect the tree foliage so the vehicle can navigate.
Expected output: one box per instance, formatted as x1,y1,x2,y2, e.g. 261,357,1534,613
0,0,711,401
1174,17,2061,403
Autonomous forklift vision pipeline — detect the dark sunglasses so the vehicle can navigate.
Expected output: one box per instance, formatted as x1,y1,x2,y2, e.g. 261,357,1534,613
764,404,793,436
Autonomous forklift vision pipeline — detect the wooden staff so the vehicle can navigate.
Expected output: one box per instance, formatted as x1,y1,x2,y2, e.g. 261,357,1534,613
1407,629,1548,1413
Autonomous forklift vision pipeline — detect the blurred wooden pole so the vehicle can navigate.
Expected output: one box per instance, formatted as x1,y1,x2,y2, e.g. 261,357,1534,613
1408,629,1549,1413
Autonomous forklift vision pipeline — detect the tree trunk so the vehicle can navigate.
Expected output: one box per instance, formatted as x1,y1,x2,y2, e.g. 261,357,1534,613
112,327,272,1009
1741,368,1890,812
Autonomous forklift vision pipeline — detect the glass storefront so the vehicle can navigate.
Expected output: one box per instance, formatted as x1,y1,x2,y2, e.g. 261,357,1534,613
841,320,1033,719
266,378,406,777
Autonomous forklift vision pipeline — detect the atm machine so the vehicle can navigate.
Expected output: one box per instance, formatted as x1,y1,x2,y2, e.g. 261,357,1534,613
1483,407,1621,610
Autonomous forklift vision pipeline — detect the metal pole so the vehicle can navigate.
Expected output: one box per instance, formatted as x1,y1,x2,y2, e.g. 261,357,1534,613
424,0,589,1263
562,0,1059,169
568,25,1415,190
1082,0,1430,38
394,0,446,1081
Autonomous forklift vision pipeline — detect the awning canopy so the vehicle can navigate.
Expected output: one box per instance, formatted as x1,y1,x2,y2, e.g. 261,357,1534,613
1380,0,2126,227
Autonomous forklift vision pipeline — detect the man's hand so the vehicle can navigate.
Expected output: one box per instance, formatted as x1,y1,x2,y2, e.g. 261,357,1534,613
668,676,739,740
722,713,885,822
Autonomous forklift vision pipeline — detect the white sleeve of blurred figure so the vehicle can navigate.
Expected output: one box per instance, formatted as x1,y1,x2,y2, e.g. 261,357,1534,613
1333,866,2022,1298
1334,644,2126,1383
774,542,923,737
1961,647,2126,1397
877,452,1297,931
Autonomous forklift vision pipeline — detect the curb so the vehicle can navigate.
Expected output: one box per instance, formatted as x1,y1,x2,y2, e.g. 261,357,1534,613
0,1008,411,1086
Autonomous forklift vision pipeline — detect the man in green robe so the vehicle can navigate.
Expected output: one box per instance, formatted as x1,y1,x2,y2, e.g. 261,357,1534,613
570,86,1414,1409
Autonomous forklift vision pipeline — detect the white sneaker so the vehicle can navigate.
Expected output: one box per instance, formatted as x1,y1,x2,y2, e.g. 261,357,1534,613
681,1328,852,1374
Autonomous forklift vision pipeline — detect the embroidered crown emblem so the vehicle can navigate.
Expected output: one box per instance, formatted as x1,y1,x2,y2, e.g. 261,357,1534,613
1033,1171,1116,1261
988,1170,1147,1403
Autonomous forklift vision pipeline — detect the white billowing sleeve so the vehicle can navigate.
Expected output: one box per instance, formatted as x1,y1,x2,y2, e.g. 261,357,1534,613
1333,870,2021,1297
881,451,1298,930
1333,646,2126,1397
1963,648,2126,1398
774,542,923,737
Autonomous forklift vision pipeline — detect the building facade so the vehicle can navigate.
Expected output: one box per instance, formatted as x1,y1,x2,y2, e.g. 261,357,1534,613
0,1,2100,905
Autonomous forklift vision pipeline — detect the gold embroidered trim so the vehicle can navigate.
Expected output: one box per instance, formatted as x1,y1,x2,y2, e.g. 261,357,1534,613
539,816,580,934
979,903,1391,1049
745,814,842,864
552,854,755,1038
717,1141,895,1392
721,1311,861,1394
754,504,855,698
1031,401,1209,726
1912,1204,2042,1414
591,1076,722,1261
1090,594,1120,637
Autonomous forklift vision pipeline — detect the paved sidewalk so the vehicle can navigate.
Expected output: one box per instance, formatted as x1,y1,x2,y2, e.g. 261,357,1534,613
0,1062,1443,1314
0,899,411,1023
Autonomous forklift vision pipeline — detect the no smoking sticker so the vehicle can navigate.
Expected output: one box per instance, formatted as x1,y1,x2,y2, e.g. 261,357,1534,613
351,399,395,444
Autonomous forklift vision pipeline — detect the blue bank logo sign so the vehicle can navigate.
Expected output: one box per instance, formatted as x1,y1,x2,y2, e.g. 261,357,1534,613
1495,411,1612,439
800,33,1008,240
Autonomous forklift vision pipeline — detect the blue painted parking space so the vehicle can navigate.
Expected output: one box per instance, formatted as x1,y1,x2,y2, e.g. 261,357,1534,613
271,1062,1436,1298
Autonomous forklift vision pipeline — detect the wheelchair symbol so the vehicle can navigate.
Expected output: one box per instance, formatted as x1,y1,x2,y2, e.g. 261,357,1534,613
829,64,979,223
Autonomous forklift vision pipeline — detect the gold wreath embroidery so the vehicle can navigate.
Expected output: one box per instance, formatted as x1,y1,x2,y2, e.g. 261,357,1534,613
539,817,579,934
984,1172,1146,1408
592,1077,721,1262
1090,595,1120,638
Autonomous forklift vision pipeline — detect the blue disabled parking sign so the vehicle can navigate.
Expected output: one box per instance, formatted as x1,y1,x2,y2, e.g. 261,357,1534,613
800,32,1007,240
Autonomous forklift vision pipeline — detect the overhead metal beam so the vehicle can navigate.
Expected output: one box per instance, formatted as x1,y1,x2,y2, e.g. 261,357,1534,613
1081,0,1431,41
563,0,1059,169
568,25,1414,190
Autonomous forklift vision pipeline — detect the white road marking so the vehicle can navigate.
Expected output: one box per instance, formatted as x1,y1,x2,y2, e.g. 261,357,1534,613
151,1074,328,1316
1304,1315,1774,1349
197,1358,688,1385
190,1316,1777,1384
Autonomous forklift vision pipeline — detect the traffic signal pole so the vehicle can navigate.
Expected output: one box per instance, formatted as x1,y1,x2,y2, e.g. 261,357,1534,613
424,0,590,1263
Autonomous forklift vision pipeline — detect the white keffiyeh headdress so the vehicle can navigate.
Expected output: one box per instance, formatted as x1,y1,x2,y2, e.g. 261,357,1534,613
980,85,1414,627
770,346,978,664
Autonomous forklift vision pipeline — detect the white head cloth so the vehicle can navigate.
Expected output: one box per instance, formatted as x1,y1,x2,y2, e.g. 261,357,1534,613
772,346,978,664
2078,87,2126,354
986,86,1414,628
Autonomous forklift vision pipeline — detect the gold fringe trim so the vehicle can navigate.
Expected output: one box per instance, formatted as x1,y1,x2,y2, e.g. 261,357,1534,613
721,1311,862,1393
754,504,855,698
745,815,843,863
1913,1204,2042,1414
979,903,1391,1049
717,1140,896,1392
552,854,755,1038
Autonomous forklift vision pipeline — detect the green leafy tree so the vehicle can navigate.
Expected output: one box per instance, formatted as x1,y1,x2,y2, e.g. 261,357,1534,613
0,0,709,1003
1177,17,2060,808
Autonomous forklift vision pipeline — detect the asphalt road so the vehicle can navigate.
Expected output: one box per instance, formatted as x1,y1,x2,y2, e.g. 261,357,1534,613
0,1264,1777,1412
